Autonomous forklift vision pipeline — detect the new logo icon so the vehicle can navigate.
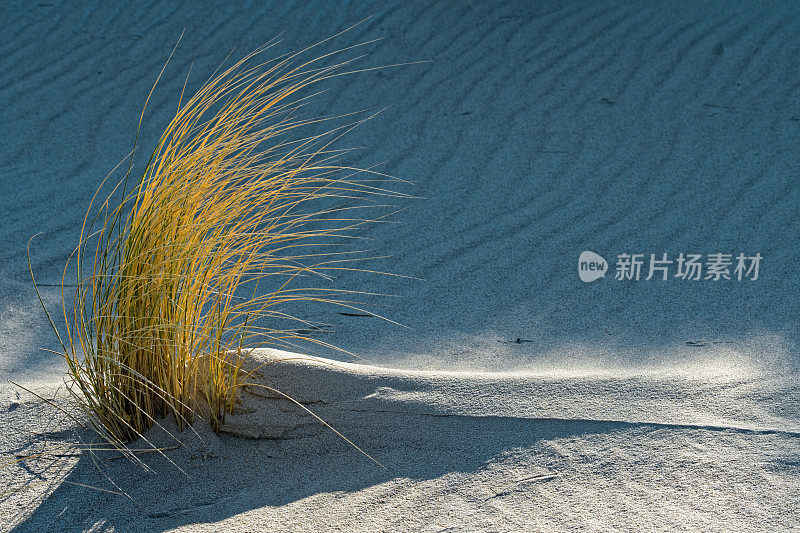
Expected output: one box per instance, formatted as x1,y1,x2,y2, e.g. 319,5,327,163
578,251,607,282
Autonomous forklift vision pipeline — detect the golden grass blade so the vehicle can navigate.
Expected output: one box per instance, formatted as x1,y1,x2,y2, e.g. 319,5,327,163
34,30,408,469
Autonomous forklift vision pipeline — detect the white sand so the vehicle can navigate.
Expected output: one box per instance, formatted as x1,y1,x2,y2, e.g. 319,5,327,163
2,1,799,531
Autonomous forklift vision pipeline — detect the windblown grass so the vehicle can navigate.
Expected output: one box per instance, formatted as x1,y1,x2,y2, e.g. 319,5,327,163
31,31,409,446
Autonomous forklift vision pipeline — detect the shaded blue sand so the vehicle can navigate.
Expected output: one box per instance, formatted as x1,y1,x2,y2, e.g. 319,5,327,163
0,0,797,377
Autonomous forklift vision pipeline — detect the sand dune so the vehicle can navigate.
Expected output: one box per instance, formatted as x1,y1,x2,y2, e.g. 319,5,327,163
1,0,799,531
3,350,798,531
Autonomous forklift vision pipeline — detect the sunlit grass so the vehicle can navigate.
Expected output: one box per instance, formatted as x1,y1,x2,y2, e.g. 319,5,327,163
31,30,409,447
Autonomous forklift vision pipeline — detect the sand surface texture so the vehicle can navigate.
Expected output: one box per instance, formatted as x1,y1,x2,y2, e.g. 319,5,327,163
1,1,799,531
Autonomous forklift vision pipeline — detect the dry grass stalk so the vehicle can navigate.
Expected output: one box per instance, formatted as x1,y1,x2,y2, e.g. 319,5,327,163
31,30,409,447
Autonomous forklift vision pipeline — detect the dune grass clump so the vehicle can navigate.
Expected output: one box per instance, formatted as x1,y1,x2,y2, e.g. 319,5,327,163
32,33,407,446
